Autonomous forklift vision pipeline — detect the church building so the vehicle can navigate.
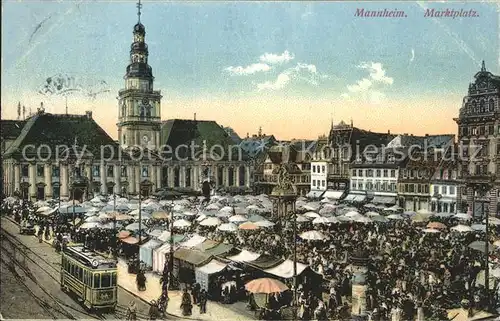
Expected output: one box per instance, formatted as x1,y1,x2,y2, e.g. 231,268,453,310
1,1,252,201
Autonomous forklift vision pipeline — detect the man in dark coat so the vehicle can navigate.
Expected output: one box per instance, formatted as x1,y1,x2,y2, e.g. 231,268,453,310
180,288,193,316
192,283,200,305
199,289,207,314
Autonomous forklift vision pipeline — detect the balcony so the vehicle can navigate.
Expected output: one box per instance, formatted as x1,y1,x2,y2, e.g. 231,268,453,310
327,173,350,181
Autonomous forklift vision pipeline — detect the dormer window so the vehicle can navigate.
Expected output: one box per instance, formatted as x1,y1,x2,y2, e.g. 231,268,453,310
387,154,395,163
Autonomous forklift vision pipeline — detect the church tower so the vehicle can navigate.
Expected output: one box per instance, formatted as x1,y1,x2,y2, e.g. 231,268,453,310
117,0,162,150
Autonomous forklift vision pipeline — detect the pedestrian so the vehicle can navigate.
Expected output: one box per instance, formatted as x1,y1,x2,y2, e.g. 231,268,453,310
199,289,207,314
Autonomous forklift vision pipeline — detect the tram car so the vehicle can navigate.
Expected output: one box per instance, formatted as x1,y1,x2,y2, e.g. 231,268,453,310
60,245,118,311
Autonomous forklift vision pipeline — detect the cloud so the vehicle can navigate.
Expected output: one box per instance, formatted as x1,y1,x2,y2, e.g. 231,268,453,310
410,49,415,63
343,61,393,104
357,62,393,85
257,63,323,91
225,63,271,76
259,50,295,65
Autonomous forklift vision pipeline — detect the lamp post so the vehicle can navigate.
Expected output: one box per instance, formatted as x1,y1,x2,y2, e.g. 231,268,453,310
269,165,297,319
163,201,175,290
468,175,495,309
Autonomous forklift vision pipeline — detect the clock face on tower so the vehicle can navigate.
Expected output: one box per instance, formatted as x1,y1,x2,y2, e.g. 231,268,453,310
143,135,149,143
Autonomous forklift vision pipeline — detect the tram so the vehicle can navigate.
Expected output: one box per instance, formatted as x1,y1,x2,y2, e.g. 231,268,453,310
60,245,118,311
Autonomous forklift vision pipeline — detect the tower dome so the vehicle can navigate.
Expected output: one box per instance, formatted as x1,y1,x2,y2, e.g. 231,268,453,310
134,22,145,34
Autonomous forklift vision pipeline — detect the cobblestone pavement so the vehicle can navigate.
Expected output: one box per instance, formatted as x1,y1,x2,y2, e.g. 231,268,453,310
0,259,66,319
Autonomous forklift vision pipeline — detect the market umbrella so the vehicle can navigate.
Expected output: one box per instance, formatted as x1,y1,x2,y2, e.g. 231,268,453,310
173,219,192,228
80,222,101,229
300,230,327,241
200,217,221,226
296,215,310,223
471,224,487,232
371,215,388,223
469,241,494,253
387,214,404,220
229,215,248,223
403,211,416,217
355,216,373,224
450,224,474,233
248,214,266,222
182,211,197,217
312,217,332,225
303,211,321,219
115,203,130,211
494,240,500,248
433,212,454,218
363,203,376,208
245,278,289,294
217,223,238,232
454,213,471,220
365,211,381,217
427,222,447,230
486,217,500,226
112,213,134,221
319,207,336,215
117,230,131,239
255,220,275,228
36,206,52,213
85,216,101,223
239,222,259,230
417,209,434,215
152,211,170,220
422,228,441,233
345,211,361,218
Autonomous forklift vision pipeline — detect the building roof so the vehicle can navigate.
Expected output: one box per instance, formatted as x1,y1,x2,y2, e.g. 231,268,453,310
160,119,249,161
351,147,409,168
222,126,242,144
239,135,277,158
388,134,454,149
0,120,26,140
3,112,123,160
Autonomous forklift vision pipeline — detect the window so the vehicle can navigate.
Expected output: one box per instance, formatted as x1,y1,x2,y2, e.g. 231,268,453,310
434,186,440,195
390,183,396,192
142,166,149,177
312,165,316,173
52,165,60,177
37,165,44,177
358,182,363,190
367,169,373,177
313,180,316,186
424,185,429,193
417,185,422,193
93,165,100,177
450,186,455,195
409,184,414,193
121,166,127,177
111,272,117,286
21,164,29,177
489,125,494,136
376,170,381,177
442,186,447,194
490,99,495,112
322,180,325,187
94,274,102,288
107,166,114,177
322,166,325,173
101,273,111,288
352,169,357,177
390,170,395,178
358,169,363,177
383,169,388,177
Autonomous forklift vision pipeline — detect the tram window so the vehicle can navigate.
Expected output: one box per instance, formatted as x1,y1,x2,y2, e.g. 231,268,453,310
111,272,117,286
78,267,83,281
70,264,74,275
101,273,111,288
94,274,101,288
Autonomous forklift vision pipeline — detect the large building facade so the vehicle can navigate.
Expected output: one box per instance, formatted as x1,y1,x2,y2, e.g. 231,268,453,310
1,4,252,201
455,61,500,217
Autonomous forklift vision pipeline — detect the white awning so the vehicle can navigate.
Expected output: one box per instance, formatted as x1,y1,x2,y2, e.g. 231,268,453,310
344,194,357,201
354,195,366,202
179,234,206,248
227,250,260,263
372,196,396,205
264,259,309,279
322,190,343,200
306,191,324,198
196,259,227,275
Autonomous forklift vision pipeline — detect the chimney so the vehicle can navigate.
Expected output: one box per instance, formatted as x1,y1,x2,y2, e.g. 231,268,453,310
85,111,93,119
194,113,196,121
425,134,429,137
388,129,391,135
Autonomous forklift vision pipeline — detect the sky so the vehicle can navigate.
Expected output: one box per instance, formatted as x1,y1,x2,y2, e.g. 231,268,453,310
1,1,499,140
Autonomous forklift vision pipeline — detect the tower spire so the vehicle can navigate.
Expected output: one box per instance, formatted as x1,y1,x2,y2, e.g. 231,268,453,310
481,60,486,72
137,0,142,23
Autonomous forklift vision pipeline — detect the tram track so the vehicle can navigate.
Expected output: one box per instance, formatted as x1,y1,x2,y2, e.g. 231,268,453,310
0,223,151,320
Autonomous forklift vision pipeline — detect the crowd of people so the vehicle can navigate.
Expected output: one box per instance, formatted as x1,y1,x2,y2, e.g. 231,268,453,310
2,193,500,320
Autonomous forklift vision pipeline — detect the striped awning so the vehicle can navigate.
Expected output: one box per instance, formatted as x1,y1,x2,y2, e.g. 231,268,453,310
322,190,343,200
344,194,357,201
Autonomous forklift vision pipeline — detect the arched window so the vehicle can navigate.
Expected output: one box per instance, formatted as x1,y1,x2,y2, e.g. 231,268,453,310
480,100,486,113
121,102,126,117
139,106,145,119
239,166,245,186
145,106,151,118
489,99,495,112
217,167,224,186
185,167,191,187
